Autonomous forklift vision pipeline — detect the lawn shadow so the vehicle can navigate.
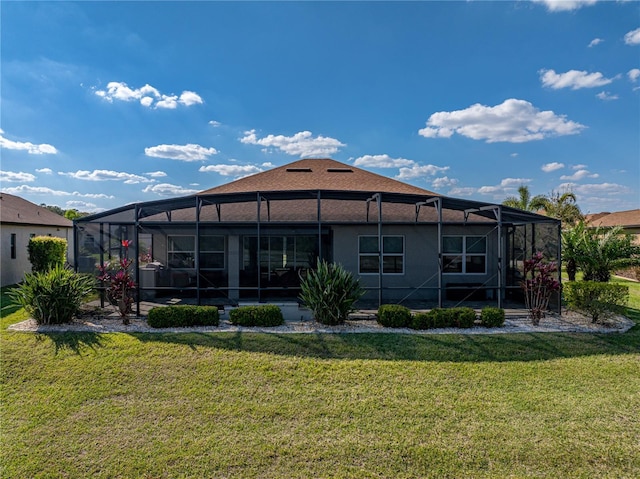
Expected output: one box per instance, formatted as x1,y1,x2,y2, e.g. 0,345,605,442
131,308,639,363
36,331,110,355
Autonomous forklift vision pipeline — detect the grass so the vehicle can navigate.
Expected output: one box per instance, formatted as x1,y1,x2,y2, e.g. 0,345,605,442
1,283,639,478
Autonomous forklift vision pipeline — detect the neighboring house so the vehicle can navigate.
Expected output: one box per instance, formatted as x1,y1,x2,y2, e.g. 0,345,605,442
585,209,640,244
74,158,560,311
1,193,74,287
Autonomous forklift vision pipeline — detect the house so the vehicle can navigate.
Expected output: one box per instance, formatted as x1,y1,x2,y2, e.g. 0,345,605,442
0,193,74,287
74,158,560,312
586,209,640,244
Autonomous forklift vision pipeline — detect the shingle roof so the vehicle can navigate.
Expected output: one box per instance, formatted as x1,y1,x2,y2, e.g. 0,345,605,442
198,158,439,196
585,209,640,228
0,193,73,228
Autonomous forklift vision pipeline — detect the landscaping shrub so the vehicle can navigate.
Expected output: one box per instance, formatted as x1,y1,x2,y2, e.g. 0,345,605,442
410,312,433,330
8,265,95,324
299,259,364,325
228,305,284,327
480,307,505,327
563,281,628,323
451,307,477,328
411,307,476,329
377,304,412,328
27,236,67,273
147,305,220,328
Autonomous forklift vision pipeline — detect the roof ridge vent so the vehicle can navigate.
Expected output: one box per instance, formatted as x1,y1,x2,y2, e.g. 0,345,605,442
327,168,353,173
286,167,312,172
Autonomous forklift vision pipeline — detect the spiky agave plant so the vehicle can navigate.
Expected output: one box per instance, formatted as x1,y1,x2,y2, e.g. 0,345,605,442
299,259,365,325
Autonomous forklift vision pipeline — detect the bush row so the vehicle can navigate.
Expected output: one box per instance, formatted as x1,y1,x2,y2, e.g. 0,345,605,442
377,305,505,329
147,305,220,328
563,281,628,323
228,305,284,327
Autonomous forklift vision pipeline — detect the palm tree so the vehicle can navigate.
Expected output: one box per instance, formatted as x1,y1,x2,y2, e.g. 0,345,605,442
539,190,583,226
561,221,585,281
576,225,640,282
503,185,548,212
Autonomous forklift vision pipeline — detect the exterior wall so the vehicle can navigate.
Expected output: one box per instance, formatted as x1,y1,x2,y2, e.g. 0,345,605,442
1,224,74,287
332,223,498,303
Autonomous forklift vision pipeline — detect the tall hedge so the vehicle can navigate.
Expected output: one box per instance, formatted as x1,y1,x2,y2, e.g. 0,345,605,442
27,236,67,273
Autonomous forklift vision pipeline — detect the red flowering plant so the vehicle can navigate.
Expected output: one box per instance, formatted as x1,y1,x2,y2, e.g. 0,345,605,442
520,251,561,325
98,240,136,324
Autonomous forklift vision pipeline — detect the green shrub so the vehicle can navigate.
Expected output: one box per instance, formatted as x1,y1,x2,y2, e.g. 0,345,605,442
563,281,628,323
480,307,505,327
228,305,284,327
377,304,412,328
147,305,220,328
299,259,364,325
451,307,477,328
8,265,95,324
410,307,476,329
410,311,433,330
27,236,67,273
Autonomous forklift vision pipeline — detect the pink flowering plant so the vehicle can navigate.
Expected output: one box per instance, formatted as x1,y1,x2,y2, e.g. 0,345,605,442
98,240,136,324
521,252,561,325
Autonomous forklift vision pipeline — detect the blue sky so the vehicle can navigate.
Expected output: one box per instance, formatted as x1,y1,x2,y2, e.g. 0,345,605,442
1,0,638,215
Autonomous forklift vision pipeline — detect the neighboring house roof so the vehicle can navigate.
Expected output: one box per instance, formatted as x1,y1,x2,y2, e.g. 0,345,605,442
199,158,438,196
0,193,73,228
585,209,640,229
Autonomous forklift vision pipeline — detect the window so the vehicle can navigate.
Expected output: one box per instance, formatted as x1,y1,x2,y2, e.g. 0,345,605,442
10,234,16,259
443,235,486,274
167,235,225,269
200,235,225,269
359,235,404,274
168,236,195,268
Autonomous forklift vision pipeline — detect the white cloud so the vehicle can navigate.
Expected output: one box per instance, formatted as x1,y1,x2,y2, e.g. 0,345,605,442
533,0,597,12
36,168,53,174
142,183,199,196
2,185,113,199
572,164,587,170
353,154,416,168
624,27,640,46
628,68,640,82
58,169,153,184
418,99,585,143
396,164,449,180
558,182,631,196
560,169,599,181
431,176,458,189
0,170,36,182
199,164,264,177
179,91,204,106
145,171,167,178
261,162,276,168
0,129,58,155
448,187,476,197
94,81,203,109
145,144,218,161
596,91,619,101
209,120,222,127
478,178,531,195
65,200,103,213
240,130,345,158
588,38,604,48
540,69,615,90
542,162,565,172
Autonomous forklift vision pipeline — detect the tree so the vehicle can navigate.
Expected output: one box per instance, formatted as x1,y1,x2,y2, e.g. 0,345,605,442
538,190,583,226
561,221,586,281
502,185,548,212
40,203,65,216
573,225,640,282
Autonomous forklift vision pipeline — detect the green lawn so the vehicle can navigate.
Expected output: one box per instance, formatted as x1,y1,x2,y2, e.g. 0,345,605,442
1,283,639,478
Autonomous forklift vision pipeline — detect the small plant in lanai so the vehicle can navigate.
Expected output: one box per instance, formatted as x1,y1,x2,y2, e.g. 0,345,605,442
98,240,136,324
520,252,560,325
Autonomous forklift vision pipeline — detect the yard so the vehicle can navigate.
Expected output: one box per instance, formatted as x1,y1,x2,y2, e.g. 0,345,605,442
1,280,639,478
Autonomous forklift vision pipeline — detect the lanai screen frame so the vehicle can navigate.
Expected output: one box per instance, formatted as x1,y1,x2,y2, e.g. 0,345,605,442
74,190,561,314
